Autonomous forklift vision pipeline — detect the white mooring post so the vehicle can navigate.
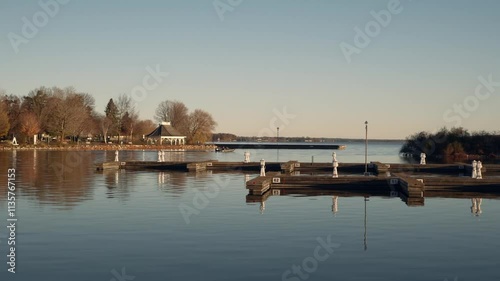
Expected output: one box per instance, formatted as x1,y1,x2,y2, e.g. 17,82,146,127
472,160,477,179
158,150,162,162
332,152,339,178
162,150,166,162
420,153,426,165
476,161,483,179
260,159,266,177
114,150,119,162
244,151,250,163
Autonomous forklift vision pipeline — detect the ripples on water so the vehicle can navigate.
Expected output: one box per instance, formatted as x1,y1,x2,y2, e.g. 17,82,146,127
0,142,499,280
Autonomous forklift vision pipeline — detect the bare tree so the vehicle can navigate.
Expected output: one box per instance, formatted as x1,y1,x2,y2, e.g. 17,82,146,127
23,87,51,132
154,100,189,133
134,119,156,141
186,109,217,144
3,95,21,137
154,100,169,123
116,94,136,142
95,113,113,143
20,111,41,143
169,101,189,133
46,88,90,142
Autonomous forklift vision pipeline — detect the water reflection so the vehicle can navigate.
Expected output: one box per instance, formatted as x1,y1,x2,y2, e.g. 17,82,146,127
158,172,170,185
103,170,193,199
471,198,483,216
331,196,338,214
0,151,95,209
364,197,368,251
246,187,496,220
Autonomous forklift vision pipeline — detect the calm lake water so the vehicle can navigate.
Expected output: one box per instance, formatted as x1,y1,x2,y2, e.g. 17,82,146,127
0,141,499,281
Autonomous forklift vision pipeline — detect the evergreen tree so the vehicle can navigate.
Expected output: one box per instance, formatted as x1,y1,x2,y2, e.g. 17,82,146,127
104,98,119,138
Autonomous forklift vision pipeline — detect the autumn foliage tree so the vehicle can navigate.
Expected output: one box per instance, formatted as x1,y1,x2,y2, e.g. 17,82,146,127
154,100,217,144
2,87,219,146
46,88,93,142
134,119,156,140
186,109,217,144
0,100,10,137
20,112,41,143
22,88,50,132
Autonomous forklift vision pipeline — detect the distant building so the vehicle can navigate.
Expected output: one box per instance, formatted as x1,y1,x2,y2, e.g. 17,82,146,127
145,122,186,145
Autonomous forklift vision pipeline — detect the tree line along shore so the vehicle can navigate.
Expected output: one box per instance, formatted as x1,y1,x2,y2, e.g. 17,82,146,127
0,86,217,145
0,143,216,151
400,127,500,163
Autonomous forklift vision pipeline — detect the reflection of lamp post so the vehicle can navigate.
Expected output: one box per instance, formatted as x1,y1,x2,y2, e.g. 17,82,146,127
364,121,368,176
364,196,369,251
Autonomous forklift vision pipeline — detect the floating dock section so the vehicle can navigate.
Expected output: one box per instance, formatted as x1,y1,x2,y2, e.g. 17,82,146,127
97,159,500,206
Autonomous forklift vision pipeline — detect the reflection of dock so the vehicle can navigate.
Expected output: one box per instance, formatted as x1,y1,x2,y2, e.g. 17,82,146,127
246,186,499,209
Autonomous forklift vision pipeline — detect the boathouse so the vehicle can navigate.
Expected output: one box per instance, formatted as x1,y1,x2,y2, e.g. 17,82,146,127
145,122,186,145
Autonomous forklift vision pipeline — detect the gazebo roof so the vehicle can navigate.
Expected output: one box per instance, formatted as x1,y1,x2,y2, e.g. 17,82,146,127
145,122,185,138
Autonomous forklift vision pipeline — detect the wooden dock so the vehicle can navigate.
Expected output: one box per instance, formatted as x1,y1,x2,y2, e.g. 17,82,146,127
96,159,500,205
97,160,500,175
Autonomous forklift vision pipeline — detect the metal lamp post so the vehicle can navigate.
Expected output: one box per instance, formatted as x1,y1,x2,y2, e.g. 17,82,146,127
276,127,280,162
364,121,368,176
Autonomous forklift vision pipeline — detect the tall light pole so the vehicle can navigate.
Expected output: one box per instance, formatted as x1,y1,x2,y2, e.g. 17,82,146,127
276,127,280,162
364,121,368,176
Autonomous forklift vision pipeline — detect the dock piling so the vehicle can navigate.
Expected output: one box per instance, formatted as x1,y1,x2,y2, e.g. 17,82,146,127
477,161,483,179
472,160,477,178
420,153,426,165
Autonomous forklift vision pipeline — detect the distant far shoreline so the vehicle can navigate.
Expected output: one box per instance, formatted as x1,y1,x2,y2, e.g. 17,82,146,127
212,133,404,144
0,143,216,151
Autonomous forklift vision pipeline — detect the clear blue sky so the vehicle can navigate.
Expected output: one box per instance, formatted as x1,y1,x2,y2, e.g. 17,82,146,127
1,0,499,139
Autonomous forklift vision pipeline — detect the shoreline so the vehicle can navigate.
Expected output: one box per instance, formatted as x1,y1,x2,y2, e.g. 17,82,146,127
0,144,217,151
